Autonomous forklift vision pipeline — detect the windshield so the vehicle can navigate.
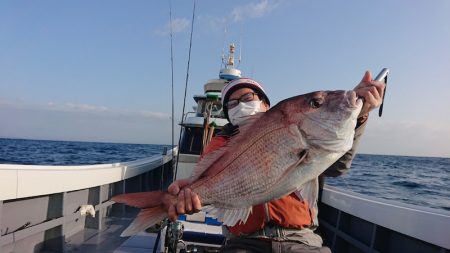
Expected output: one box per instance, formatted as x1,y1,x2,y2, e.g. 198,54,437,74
196,100,224,118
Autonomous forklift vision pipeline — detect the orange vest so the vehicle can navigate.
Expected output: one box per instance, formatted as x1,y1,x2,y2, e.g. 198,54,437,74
202,136,314,236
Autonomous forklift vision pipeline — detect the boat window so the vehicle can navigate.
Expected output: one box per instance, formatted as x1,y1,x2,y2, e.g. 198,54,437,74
195,100,205,117
179,126,222,155
196,100,224,118
210,101,224,118
179,127,203,155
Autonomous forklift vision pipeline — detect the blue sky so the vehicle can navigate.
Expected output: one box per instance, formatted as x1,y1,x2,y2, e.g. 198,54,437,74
1,0,449,158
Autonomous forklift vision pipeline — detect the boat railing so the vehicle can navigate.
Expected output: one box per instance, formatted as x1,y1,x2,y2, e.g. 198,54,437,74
0,148,177,252
183,111,197,122
318,185,450,252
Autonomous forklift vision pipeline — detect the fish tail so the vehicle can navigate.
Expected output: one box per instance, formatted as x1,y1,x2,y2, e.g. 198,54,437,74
113,191,173,236
112,191,166,209
120,206,168,237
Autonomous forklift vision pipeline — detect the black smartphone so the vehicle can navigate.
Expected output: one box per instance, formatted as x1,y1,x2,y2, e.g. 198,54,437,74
374,68,389,117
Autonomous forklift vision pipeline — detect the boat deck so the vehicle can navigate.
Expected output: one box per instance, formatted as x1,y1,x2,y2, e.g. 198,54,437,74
64,216,160,253
112,216,224,253
65,214,224,253
114,232,160,253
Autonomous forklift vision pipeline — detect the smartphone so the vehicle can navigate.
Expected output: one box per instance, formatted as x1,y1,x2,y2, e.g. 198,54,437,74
374,68,389,82
374,68,389,117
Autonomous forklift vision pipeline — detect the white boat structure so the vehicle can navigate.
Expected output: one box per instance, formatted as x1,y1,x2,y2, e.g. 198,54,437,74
1,45,449,253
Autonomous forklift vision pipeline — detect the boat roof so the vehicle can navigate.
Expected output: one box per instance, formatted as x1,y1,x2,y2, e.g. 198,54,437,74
204,79,227,93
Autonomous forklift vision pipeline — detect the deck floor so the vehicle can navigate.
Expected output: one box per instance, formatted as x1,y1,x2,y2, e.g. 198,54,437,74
65,215,225,253
64,217,159,253
114,232,160,253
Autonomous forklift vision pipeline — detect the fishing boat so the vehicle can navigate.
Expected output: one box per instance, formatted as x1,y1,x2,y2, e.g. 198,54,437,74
1,44,449,253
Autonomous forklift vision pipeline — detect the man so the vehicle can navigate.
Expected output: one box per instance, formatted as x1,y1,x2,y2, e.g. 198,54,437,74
166,71,385,252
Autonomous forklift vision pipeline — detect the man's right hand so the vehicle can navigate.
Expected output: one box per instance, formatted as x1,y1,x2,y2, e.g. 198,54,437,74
166,179,202,221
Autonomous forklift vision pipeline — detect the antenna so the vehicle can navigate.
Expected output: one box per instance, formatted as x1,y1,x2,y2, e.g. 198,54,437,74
221,26,228,69
238,38,242,66
228,43,235,67
238,26,243,66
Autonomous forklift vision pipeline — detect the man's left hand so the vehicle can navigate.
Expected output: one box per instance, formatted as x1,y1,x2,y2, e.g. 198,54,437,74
353,71,386,118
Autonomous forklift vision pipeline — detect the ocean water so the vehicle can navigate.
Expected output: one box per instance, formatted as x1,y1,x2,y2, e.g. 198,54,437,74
0,138,167,165
325,154,450,212
1,138,449,212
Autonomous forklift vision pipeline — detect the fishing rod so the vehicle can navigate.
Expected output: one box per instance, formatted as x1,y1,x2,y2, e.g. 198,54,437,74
170,0,175,171
152,1,177,252
173,0,196,182
161,1,197,253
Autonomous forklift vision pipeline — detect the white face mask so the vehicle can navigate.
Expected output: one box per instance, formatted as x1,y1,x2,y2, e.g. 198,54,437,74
228,100,263,126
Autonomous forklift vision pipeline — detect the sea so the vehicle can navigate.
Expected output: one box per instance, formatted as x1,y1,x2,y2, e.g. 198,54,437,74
1,138,449,212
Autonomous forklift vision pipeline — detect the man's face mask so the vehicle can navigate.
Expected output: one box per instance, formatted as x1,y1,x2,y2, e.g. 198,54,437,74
228,100,263,126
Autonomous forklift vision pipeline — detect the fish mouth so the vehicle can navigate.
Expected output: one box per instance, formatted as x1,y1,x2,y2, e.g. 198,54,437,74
346,90,360,107
346,90,363,116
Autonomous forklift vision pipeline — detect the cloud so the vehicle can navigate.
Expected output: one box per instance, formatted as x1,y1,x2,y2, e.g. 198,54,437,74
64,103,109,113
0,105,176,145
42,102,110,114
155,18,190,36
157,1,280,35
0,99,170,120
140,110,170,119
0,100,175,144
198,15,227,31
231,0,279,22
0,99,12,106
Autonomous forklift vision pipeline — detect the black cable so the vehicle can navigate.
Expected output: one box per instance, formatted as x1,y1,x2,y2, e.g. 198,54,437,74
152,230,161,253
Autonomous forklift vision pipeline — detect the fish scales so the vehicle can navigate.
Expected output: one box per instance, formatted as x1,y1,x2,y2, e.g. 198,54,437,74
193,123,305,207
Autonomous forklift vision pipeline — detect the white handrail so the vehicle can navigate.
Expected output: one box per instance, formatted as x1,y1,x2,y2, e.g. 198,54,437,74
0,148,177,201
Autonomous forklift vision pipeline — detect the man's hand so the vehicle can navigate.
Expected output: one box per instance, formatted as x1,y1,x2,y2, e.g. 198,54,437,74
166,179,202,221
353,71,386,118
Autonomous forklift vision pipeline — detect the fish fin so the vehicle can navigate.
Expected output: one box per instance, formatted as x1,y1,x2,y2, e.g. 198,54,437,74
191,113,268,181
203,205,252,227
296,177,319,216
120,206,167,237
189,148,228,181
297,149,309,162
112,191,165,209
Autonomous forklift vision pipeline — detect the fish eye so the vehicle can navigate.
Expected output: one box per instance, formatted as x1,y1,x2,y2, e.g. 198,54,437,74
309,98,323,109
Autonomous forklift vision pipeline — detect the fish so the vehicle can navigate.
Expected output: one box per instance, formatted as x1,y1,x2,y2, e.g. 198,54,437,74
112,90,362,236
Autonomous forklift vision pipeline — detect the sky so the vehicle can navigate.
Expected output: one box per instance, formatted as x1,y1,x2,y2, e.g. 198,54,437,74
1,0,449,158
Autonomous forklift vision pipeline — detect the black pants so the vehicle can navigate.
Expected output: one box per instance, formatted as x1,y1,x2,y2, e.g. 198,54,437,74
220,238,331,253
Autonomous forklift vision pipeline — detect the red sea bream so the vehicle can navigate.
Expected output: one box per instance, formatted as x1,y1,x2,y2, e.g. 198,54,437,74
113,90,362,236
